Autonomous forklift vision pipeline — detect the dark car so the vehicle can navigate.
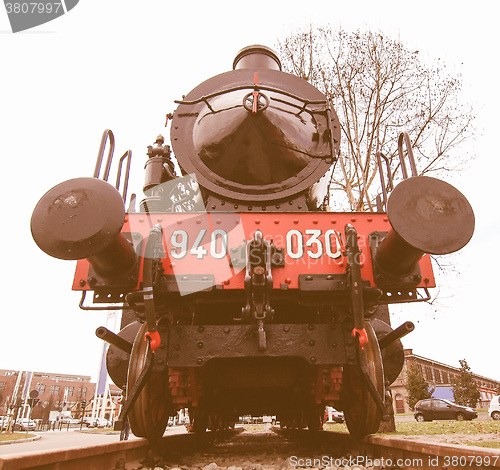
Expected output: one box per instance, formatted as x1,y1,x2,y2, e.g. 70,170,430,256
414,398,477,422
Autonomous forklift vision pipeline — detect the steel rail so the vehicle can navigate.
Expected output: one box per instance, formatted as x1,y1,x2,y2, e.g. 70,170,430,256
365,434,500,470
0,433,187,470
2,429,499,470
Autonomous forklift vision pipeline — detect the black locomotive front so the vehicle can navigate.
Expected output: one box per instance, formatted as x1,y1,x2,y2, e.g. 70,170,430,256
31,45,474,439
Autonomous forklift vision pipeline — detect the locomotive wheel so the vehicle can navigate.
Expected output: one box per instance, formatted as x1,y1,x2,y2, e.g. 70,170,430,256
342,321,384,439
127,322,171,439
187,407,208,433
306,405,324,431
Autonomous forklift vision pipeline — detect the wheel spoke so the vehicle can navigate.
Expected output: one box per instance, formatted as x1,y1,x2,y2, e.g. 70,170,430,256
342,321,384,439
128,323,171,439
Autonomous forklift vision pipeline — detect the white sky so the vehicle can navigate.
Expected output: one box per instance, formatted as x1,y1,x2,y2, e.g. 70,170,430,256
0,0,498,383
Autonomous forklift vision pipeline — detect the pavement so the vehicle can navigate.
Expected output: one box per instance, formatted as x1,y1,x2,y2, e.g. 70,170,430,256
0,425,187,456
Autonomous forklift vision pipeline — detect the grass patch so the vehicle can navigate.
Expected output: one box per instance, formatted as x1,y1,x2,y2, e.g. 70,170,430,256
323,423,349,433
0,432,36,442
389,420,500,436
462,441,500,449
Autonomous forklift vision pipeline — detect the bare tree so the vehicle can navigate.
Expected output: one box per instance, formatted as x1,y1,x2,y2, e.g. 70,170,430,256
277,27,474,211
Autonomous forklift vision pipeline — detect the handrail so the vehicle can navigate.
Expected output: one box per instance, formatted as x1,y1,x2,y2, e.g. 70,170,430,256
376,152,394,211
397,131,418,179
115,150,132,203
93,129,132,204
93,129,115,181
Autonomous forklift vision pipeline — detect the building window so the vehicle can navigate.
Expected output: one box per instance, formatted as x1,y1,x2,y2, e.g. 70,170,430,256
0,382,6,391
442,371,449,383
65,386,74,397
36,383,46,395
50,385,60,396
435,369,442,384
82,387,87,397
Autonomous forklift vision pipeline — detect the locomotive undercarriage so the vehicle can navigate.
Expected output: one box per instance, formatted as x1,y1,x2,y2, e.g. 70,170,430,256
108,282,394,439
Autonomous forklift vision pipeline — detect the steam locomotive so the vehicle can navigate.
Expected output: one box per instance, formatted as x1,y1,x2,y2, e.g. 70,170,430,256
31,45,475,439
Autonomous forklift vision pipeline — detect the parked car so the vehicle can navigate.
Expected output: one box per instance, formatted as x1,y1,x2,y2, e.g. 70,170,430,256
61,417,80,424
12,418,37,431
88,417,111,428
414,398,477,422
325,406,345,423
488,395,500,420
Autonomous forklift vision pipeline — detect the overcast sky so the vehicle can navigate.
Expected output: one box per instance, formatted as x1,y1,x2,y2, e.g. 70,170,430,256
1,0,498,383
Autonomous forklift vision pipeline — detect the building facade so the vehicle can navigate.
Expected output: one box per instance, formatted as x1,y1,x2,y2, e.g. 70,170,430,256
0,369,121,422
390,349,500,413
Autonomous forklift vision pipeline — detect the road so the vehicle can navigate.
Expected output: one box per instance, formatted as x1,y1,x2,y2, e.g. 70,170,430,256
0,425,187,456
394,411,490,423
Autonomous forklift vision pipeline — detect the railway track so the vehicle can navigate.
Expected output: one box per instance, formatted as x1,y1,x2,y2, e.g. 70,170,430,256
1,427,499,470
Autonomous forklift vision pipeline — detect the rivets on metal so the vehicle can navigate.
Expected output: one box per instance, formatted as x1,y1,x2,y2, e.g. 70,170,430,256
223,327,230,334
331,219,336,224
293,219,299,224
285,278,292,285
255,219,260,225
313,219,318,224
309,340,316,347
139,217,144,223
310,357,317,363
351,217,356,222
196,358,203,365
283,325,290,332
197,326,205,333
197,342,204,349
274,219,280,224
308,324,315,331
